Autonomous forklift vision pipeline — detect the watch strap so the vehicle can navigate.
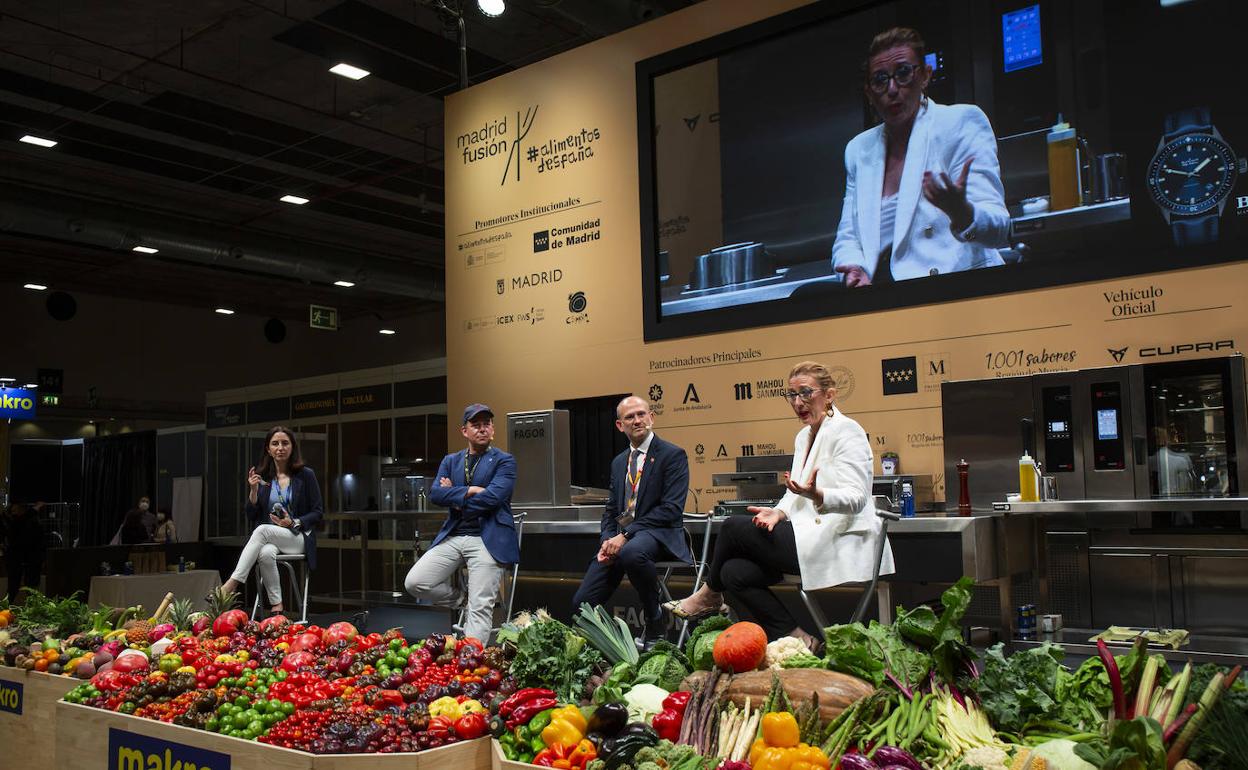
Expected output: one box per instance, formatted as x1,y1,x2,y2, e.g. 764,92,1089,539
1163,107,1211,140
1172,216,1219,247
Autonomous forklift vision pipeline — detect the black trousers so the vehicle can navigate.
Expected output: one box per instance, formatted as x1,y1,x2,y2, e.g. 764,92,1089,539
571,530,670,625
6,558,42,597
706,516,802,640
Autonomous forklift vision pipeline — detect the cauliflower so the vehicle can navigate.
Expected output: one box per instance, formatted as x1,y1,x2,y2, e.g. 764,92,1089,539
765,636,813,669
957,745,1011,770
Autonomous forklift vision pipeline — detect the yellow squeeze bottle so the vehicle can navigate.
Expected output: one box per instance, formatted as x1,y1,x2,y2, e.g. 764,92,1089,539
1047,114,1080,212
1019,451,1039,502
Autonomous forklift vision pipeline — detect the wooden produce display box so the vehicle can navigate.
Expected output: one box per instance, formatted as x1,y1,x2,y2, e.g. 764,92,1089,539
492,737,535,770
56,701,492,770
0,666,82,757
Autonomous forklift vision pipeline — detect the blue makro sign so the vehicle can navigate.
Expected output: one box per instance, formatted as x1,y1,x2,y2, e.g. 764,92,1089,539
0,388,37,419
108,728,231,770
0,678,23,715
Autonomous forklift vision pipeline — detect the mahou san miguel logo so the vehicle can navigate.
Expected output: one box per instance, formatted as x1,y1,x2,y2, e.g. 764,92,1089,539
456,106,539,186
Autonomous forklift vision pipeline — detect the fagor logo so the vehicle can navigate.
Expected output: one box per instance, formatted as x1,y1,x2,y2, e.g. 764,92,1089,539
1139,340,1234,358
513,428,546,440
0,678,23,715
110,728,229,770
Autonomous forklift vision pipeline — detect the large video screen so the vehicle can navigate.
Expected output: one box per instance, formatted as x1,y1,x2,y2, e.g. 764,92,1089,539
637,0,1247,340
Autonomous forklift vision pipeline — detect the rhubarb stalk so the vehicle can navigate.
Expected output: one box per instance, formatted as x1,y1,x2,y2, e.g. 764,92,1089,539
1097,638,1128,721
1134,656,1160,721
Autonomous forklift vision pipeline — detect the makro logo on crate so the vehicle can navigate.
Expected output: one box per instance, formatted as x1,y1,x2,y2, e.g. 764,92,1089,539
110,727,230,770
0,677,23,715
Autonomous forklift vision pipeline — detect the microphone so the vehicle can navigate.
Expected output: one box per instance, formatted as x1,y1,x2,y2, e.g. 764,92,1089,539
271,502,290,520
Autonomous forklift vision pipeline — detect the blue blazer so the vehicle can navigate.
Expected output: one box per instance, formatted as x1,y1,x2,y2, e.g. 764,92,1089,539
602,435,692,563
245,466,324,571
429,446,520,565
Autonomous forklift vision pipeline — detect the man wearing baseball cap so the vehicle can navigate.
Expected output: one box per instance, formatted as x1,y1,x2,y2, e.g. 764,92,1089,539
404,403,519,642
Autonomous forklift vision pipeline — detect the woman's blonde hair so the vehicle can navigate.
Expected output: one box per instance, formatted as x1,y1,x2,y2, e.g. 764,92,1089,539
788,360,838,414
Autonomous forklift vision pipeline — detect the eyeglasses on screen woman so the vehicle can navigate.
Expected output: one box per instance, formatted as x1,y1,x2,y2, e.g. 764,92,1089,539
867,62,921,93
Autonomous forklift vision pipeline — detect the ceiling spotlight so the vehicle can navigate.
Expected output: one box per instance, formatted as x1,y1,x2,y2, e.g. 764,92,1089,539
477,0,505,16
333,280,356,288
132,245,159,254
379,328,396,335
0,377,15,383
329,63,371,80
214,308,236,315
19,135,58,148
280,194,310,205
24,383,38,389
24,283,48,291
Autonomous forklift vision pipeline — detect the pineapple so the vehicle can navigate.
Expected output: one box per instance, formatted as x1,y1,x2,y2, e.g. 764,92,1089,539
167,597,195,633
205,586,239,616
126,617,153,645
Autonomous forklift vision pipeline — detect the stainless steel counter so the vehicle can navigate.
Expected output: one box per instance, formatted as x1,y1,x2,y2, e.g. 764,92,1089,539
994,498,1248,513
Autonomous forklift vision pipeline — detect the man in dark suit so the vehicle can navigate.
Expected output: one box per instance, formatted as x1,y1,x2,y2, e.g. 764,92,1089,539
405,403,520,642
572,395,692,648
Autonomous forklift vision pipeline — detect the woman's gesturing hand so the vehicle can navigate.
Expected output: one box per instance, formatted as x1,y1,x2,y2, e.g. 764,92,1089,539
922,156,975,233
747,506,786,532
784,471,822,503
247,466,262,492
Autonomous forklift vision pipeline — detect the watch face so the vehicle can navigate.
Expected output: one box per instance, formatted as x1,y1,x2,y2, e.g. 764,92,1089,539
1148,134,1238,215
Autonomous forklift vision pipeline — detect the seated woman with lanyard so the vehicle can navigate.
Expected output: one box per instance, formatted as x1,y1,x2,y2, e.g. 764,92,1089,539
665,361,894,651
220,426,323,615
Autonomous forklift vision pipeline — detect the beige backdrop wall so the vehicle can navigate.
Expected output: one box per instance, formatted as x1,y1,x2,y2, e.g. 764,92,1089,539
444,0,1246,505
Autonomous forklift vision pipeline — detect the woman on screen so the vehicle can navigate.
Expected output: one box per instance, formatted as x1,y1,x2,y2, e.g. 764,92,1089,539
832,28,1010,287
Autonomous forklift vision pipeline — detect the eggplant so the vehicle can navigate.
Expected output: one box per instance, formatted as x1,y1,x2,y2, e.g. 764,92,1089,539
587,702,630,736
619,722,658,739
838,753,880,770
872,747,923,770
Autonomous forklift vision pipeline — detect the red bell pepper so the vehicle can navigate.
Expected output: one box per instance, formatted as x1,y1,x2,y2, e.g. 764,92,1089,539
662,691,691,715
533,743,570,767
652,708,682,741
375,689,405,709
454,712,488,740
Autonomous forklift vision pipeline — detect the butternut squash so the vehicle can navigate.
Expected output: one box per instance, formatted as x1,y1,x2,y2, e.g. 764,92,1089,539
680,667,873,722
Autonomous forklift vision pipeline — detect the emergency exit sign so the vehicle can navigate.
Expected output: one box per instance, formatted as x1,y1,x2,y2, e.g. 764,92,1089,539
40,394,59,407
309,304,338,331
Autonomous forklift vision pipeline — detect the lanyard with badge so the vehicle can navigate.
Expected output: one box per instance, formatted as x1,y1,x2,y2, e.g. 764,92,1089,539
616,449,644,528
465,452,482,486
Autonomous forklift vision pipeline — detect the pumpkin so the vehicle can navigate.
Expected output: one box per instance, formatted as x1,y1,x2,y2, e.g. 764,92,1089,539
712,621,768,672
680,668,874,723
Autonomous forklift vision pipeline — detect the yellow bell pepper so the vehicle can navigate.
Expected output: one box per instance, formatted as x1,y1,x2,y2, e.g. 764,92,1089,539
762,712,801,748
428,696,462,719
540,704,588,747
459,699,487,715
749,713,830,770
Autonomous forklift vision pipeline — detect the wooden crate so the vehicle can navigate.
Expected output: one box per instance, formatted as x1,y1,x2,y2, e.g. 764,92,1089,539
55,701,491,770
0,666,82,757
492,736,537,770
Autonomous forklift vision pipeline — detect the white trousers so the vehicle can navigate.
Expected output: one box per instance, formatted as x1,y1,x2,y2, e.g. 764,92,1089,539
404,535,505,643
231,525,306,606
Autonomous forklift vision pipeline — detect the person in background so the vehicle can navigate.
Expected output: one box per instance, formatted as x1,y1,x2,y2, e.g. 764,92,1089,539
572,395,692,651
666,361,894,651
832,27,1009,286
2,502,45,601
220,426,324,615
404,404,519,643
111,495,156,544
119,507,151,545
154,509,178,543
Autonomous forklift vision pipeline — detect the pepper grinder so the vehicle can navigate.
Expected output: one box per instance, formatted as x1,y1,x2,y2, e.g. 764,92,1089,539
957,458,972,516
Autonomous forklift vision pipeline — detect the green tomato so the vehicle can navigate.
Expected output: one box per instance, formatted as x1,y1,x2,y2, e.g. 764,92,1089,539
234,695,249,708
280,701,295,715
205,718,219,732
232,713,249,729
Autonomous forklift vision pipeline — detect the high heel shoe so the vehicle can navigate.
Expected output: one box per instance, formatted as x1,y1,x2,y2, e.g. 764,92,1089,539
662,598,729,621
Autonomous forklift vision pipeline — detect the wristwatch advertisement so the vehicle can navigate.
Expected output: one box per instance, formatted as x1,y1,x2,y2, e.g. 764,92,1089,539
1146,107,1246,247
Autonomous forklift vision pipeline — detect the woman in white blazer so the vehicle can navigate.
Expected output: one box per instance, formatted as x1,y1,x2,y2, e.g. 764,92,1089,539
832,28,1010,286
665,361,894,650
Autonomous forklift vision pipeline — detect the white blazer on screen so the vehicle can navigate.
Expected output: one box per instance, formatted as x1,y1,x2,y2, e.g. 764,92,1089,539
831,99,1010,282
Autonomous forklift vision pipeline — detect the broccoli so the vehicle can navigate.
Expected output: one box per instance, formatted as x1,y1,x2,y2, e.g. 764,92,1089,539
634,746,662,765
637,763,663,770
